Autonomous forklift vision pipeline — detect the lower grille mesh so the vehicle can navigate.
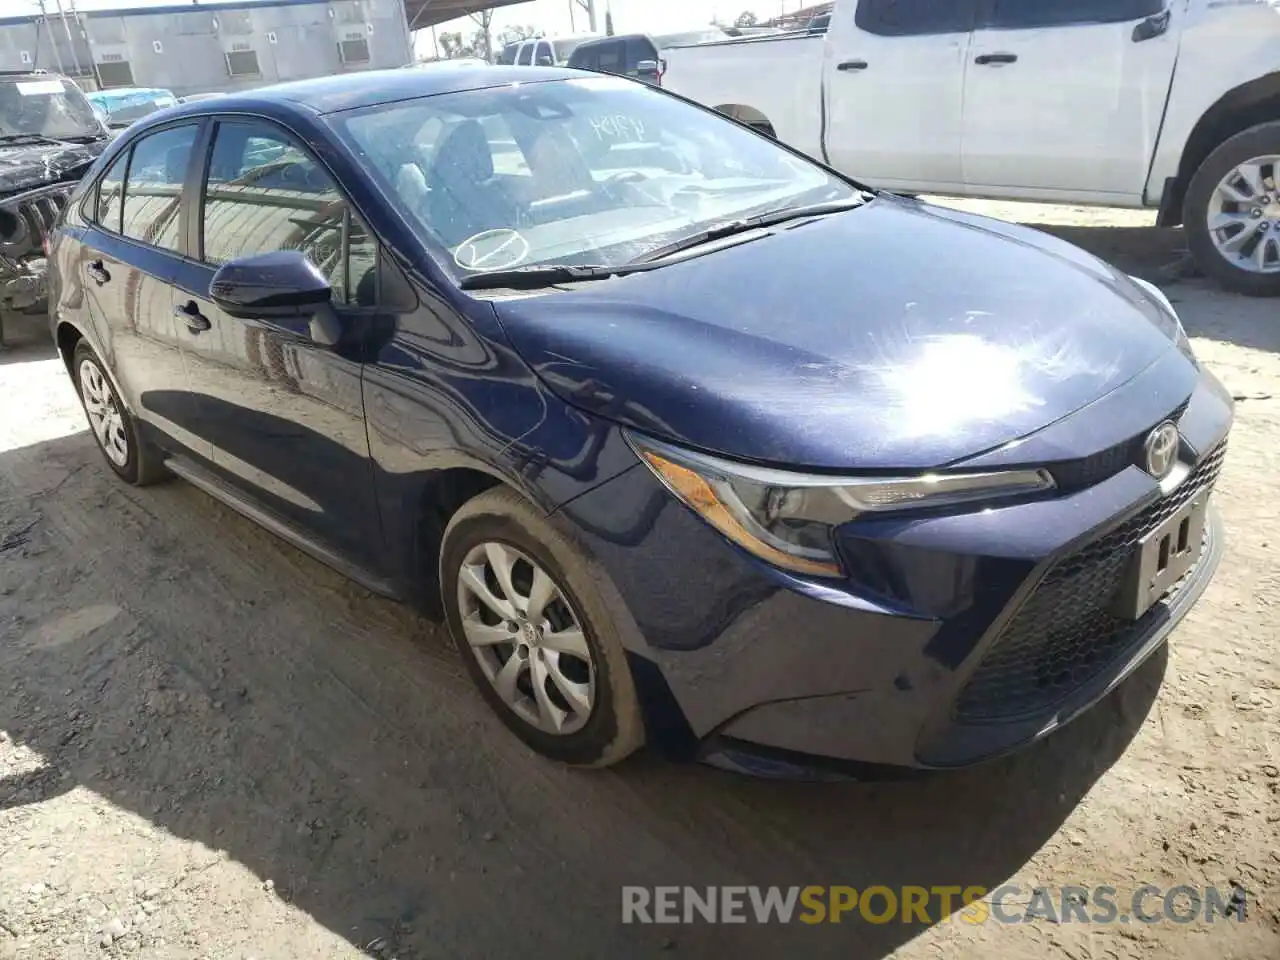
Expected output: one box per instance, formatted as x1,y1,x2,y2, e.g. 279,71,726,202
954,441,1227,723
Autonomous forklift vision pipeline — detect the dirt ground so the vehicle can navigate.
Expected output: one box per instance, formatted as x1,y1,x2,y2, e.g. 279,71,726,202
0,200,1277,960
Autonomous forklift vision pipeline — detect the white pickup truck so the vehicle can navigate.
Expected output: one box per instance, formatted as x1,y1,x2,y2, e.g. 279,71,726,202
659,0,1280,295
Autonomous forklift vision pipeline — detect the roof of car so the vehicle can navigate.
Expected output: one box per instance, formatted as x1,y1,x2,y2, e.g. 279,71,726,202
161,65,582,119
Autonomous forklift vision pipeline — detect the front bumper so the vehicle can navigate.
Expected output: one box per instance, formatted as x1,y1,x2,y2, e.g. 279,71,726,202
1,183,72,320
554,367,1233,773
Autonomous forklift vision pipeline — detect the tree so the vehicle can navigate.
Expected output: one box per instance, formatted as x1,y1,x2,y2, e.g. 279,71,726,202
438,31,467,58
468,8,495,61
498,24,538,46
734,11,758,27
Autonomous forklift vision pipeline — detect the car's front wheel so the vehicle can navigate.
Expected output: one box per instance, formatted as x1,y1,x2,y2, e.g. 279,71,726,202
72,341,166,485
440,487,644,767
1184,121,1280,297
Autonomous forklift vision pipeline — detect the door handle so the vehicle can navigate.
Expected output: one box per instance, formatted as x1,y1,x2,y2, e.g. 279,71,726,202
975,53,1018,65
837,59,869,71
173,301,211,334
86,260,110,285
1133,10,1171,42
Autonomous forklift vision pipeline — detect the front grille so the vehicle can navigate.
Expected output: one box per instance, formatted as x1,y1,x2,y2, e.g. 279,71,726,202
0,186,70,260
955,440,1227,723
1048,401,1189,493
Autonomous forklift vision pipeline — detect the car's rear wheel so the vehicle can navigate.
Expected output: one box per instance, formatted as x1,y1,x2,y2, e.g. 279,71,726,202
1184,121,1280,297
72,341,166,485
440,487,644,767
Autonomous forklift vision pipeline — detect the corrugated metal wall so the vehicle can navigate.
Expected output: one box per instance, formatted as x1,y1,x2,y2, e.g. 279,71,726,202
0,0,412,97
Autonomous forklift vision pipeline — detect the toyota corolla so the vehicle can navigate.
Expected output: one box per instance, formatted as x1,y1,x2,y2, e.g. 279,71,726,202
47,67,1231,775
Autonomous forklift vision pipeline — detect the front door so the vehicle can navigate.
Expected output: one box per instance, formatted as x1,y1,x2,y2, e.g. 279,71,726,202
171,117,383,570
962,0,1180,200
73,120,209,459
823,0,978,191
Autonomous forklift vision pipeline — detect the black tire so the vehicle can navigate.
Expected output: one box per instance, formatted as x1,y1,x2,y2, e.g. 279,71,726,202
1183,120,1280,297
439,487,644,767
71,341,167,486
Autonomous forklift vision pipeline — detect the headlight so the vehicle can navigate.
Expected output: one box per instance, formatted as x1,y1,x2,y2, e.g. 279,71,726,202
627,433,1055,578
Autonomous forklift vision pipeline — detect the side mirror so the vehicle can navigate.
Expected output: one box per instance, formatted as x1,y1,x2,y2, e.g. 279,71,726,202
636,59,660,81
210,250,343,345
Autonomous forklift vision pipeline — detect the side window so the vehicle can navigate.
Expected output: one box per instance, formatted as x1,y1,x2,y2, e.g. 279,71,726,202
983,0,1164,29
120,124,199,252
93,150,128,233
517,42,534,65
623,38,656,75
595,41,622,74
498,43,518,65
200,120,376,306
535,41,554,65
571,46,599,71
855,0,978,36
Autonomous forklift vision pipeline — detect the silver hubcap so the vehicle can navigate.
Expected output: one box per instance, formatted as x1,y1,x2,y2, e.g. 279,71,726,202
78,359,129,467
1207,155,1280,274
456,542,595,736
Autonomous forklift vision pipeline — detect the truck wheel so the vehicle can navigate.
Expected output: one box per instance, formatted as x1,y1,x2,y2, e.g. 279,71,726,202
1183,121,1280,296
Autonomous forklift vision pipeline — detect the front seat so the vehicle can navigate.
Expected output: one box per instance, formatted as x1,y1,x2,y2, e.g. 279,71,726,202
425,119,514,247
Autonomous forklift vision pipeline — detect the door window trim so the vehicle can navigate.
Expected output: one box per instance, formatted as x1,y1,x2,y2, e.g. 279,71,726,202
80,117,208,260
192,114,381,307
854,0,980,37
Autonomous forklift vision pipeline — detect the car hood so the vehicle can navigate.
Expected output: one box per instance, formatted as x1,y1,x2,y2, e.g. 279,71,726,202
0,139,106,199
491,195,1186,470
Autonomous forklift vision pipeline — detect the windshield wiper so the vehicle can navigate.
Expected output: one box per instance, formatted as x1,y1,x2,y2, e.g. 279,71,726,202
459,262,661,291
635,197,870,264
458,196,872,292
0,132,72,146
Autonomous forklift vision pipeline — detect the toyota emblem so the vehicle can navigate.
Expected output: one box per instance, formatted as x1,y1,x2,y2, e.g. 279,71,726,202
1144,421,1179,479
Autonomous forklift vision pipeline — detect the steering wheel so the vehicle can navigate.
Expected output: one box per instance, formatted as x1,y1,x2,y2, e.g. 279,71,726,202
599,170,653,204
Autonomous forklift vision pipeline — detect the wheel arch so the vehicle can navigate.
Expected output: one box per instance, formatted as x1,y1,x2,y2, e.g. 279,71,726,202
56,320,133,415
54,319,85,378
1166,72,1280,227
404,461,529,618
714,103,776,138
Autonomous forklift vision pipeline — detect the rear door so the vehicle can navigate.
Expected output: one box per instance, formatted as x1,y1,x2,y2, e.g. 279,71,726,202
73,120,209,458
593,39,624,76
168,116,383,568
963,0,1179,199
823,0,978,191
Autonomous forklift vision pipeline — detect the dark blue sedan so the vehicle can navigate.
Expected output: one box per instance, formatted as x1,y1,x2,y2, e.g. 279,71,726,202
47,66,1232,774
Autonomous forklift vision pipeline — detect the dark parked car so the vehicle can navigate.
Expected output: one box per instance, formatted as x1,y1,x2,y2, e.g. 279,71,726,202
0,70,110,346
49,66,1231,775
567,29,730,83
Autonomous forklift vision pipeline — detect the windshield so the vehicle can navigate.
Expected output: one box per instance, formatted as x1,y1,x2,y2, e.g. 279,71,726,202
552,38,590,61
0,77,103,141
333,76,858,278
86,89,177,128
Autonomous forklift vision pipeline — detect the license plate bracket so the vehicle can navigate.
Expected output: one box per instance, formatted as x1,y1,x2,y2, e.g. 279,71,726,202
1112,496,1208,621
